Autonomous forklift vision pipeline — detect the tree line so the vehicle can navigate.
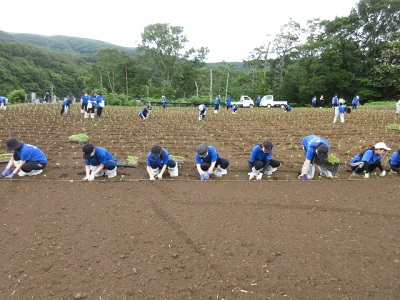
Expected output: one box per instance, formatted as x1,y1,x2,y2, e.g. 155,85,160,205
0,0,398,106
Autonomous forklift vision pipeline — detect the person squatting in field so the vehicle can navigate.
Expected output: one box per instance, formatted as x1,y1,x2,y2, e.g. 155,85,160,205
60,97,70,116
389,148,400,175
231,105,238,114
214,95,221,113
196,144,229,180
139,108,149,120
350,142,391,178
333,101,347,123
248,140,281,180
80,93,89,113
198,104,206,120
2,137,47,178
82,143,118,181
300,135,331,180
146,145,178,180
85,92,97,118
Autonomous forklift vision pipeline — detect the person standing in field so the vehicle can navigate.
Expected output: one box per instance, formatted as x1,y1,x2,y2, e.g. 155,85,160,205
396,100,400,119
146,145,178,180
350,142,390,178
256,95,261,107
0,95,7,110
2,137,47,178
225,94,232,112
80,92,89,114
198,104,206,120
352,95,359,110
161,95,167,110
389,148,400,175
248,140,281,180
81,143,118,180
196,144,229,180
214,95,221,113
332,94,339,108
319,95,324,107
96,92,105,118
85,92,97,118
311,96,317,108
300,135,331,180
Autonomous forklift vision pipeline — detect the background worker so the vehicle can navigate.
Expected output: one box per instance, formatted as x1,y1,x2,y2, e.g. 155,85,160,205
389,148,400,174
300,135,331,180
350,142,390,178
60,97,70,116
80,92,89,113
2,137,47,178
139,107,149,120
146,145,178,180
196,144,229,180
214,95,220,113
248,140,281,180
198,104,206,120
82,143,118,181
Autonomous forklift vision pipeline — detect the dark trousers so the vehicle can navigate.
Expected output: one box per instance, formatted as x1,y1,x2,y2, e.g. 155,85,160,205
250,159,280,172
214,104,220,110
97,107,103,118
88,157,117,170
13,153,46,172
390,163,400,174
150,159,176,169
81,103,88,111
60,105,68,115
200,157,229,171
351,161,383,173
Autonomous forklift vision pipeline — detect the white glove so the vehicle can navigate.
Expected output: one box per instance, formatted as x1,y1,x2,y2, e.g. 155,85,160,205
364,172,370,179
380,170,386,177
82,175,90,181
88,174,95,181
149,175,155,181
248,173,255,180
155,174,163,180
256,173,263,181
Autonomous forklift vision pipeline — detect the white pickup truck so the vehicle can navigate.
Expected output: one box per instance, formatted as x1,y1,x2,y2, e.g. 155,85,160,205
260,95,287,108
231,95,255,108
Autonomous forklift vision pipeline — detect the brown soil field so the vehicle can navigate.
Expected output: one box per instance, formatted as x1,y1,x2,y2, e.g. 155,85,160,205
0,103,399,299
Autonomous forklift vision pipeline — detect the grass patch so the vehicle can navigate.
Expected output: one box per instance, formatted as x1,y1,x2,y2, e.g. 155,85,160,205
69,134,90,143
385,124,400,130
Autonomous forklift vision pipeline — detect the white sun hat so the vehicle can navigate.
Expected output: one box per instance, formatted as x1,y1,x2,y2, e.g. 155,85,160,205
374,142,391,150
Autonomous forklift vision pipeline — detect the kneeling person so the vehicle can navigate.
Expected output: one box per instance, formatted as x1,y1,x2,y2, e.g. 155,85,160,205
196,144,229,180
248,140,280,180
2,137,47,178
146,145,178,180
82,144,118,181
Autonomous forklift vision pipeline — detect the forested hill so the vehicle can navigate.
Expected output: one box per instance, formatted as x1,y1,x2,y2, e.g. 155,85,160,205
0,30,136,55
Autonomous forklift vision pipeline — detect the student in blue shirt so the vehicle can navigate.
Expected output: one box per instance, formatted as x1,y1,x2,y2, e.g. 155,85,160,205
248,140,281,180
350,142,390,178
311,96,317,108
80,93,89,113
332,94,339,108
82,143,118,180
196,144,229,180
95,93,105,118
389,148,400,174
86,92,97,118
0,95,7,110
198,104,206,120
214,95,221,113
300,135,330,180
284,104,291,112
352,95,359,110
60,97,70,116
334,102,347,123
231,104,238,114
139,108,149,120
225,95,232,112
146,145,178,180
161,95,167,109
256,96,261,107
2,137,47,178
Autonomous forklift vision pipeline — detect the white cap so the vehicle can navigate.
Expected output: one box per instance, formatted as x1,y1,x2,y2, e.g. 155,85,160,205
374,142,391,151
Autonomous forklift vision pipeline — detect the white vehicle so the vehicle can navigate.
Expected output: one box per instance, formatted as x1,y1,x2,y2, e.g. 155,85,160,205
260,95,287,108
231,95,254,108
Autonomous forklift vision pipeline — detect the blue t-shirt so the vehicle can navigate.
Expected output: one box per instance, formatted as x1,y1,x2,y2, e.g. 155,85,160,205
139,109,148,117
96,95,105,108
84,146,117,166
351,149,381,164
162,97,167,104
352,97,359,105
195,146,219,164
332,96,338,105
62,99,70,106
81,95,89,104
256,97,261,104
389,151,400,165
338,105,347,113
146,148,170,167
312,97,316,104
89,95,97,107
302,135,330,161
0,96,5,103
249,144,272,162
226,97,232,106
14,144,47,164
198,104,206,112
215,96,220,105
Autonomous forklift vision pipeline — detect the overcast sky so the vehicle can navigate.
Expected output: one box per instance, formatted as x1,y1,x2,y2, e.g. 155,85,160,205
2,0,359,62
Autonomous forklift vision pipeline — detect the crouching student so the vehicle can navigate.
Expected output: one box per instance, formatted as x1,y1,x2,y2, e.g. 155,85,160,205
196,144,229,180
248,140,280,180
389,148,400,174
350,142,390,178
60,97,70,116
198,104,206,120
146,145,178,180
82,143,118,181
2,137,47,178
300,135,331,180
139,108,149,120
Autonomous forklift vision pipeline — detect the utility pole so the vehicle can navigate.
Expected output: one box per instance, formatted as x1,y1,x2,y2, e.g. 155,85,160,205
50,85,54,101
